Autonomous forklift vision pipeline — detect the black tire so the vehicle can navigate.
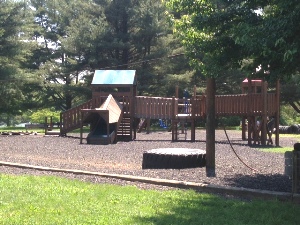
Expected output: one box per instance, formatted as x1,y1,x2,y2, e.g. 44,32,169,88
290,124,299,134
142,148,206,169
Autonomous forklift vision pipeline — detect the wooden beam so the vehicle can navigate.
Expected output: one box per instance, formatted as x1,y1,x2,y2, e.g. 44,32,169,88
275,80,280,146
206,77,216,177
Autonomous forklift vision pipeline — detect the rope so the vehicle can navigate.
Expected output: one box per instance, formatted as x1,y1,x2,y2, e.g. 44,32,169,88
222,124,259,173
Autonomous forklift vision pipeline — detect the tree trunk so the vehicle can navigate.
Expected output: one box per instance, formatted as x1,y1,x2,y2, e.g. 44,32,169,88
6,114,11,127
206,77,216,177
65,75,72,110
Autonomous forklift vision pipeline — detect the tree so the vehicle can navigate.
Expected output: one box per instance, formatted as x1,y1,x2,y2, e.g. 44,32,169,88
29,0,175,109
233,0,300,82
0,0,35,125
101,0,173,95
29,0,101,110
165,0,300,175
165,0,253,176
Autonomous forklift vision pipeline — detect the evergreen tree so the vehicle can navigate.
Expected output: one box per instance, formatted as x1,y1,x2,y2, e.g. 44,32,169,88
64,0,175,96
86,0,171,95
0,0,34,125
29,0,97,110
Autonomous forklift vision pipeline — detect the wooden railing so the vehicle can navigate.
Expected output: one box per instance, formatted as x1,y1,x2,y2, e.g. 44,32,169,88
267,93,277,115
135,96,174,119
60,93,277,135
60,95,132,135
215,93,276,116
60,97,102,135
192,95,206,117
135,93,276,119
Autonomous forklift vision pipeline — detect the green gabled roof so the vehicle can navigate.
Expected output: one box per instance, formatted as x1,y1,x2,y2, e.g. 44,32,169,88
92,70,136,86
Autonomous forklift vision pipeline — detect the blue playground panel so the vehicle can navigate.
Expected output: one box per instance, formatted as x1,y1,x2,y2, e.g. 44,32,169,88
159,119,168,129
92,70,136,85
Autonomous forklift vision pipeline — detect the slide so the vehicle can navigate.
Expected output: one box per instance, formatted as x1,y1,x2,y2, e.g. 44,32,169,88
82,94,123,144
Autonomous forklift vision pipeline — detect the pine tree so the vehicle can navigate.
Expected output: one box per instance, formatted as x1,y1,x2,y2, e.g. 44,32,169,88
0,0,32,125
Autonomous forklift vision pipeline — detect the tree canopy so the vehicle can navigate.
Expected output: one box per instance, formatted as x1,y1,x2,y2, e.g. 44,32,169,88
1,0,300,125
164,0,300,175
0,0,36,125
165,0,300,83
28,0,180,110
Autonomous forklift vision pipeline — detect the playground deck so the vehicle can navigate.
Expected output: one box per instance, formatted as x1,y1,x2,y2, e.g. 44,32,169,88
57,91,278,144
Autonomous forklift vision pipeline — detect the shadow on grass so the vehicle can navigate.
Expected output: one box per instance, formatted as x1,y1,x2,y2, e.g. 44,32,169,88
132,188,299,225
222,173,292,193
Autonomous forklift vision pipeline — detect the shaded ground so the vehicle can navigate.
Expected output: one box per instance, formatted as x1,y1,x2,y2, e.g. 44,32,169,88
0,129,297,192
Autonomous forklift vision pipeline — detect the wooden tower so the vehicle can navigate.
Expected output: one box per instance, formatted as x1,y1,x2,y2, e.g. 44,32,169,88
241,78,279,145
90,70,137,141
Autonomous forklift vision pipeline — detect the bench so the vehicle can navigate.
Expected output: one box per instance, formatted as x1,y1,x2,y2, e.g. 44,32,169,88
25,124,46,129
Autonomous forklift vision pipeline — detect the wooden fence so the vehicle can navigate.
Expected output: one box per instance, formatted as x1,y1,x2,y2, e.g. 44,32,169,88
135,93,276,119
135,96,175,119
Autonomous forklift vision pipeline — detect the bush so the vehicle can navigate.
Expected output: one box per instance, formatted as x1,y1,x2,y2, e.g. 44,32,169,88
30,108,60,123
280,104,300,125
217,116,240,127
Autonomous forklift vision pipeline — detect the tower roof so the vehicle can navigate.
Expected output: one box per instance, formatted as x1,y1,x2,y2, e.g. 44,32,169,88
91,70,136,86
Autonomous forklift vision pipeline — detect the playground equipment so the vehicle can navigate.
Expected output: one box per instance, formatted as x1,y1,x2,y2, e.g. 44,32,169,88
80,94,123,144
57,70,279,146
60,70,137,143
240,78,280,145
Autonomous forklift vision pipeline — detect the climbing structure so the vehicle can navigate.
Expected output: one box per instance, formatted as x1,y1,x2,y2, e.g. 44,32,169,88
89,70,137,141
59,70,279,146
240,79,280,145
60,70,137,142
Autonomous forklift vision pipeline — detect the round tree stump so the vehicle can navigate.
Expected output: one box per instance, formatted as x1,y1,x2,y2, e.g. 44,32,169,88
142,148,206,169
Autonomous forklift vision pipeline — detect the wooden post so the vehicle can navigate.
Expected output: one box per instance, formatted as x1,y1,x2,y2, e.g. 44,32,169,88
275,79,280,146
106,112,110,144
247,79,252,145
130,95,134,140
133,83,137,140
133,118,137,140
191,85,196,142
242,117,246,140
206,77,216,177
44,117,48,135
146,118,150,134
175,85,179,98
80,111,83,144
60,112,62,136
49,116,53,131
172,96,176,141
261,81,268,145
293,143,300,193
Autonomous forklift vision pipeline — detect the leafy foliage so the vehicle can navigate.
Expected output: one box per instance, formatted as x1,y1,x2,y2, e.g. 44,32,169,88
0,1,37,125
165,0,300,83
1,0,300,123
30,108,60,123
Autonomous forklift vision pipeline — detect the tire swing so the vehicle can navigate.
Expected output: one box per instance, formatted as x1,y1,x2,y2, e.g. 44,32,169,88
142,148,206,169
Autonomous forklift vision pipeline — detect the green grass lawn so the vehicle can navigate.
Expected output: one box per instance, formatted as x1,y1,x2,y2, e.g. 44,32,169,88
256,134,299,153
0,174,300,225
258,146,293,153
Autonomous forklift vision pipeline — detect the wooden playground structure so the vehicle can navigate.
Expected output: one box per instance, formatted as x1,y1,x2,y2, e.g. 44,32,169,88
52,70,280,146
